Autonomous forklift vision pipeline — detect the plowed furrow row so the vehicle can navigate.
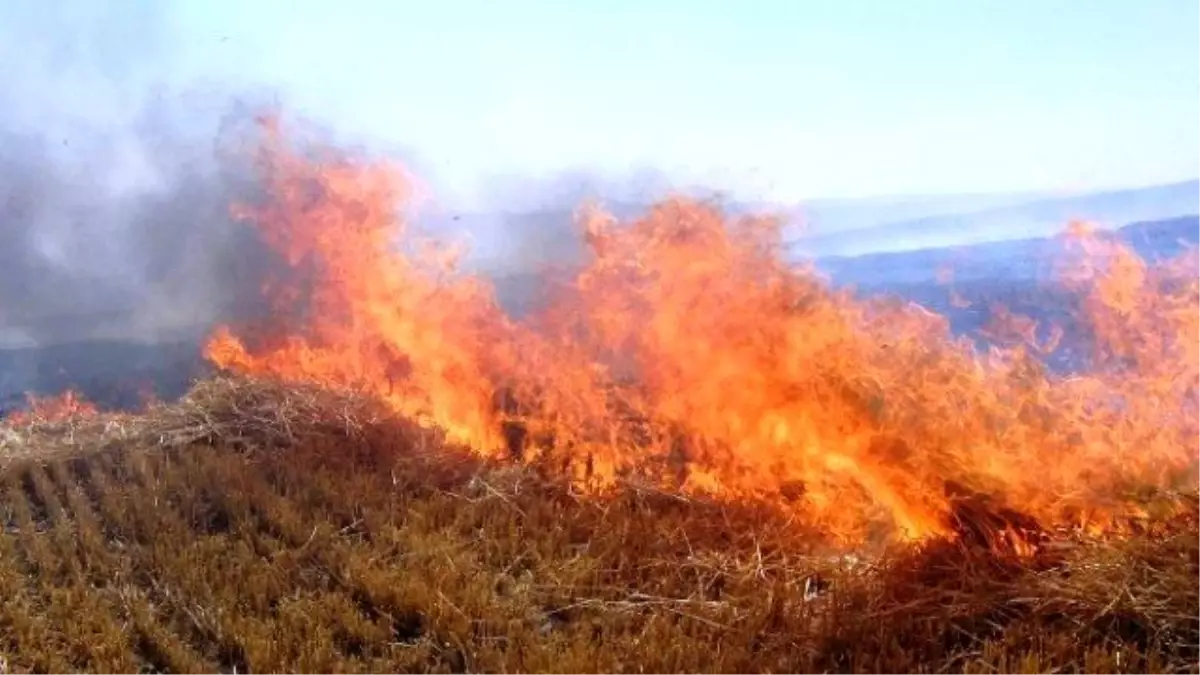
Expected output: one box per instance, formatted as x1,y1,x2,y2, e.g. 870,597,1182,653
83,454,218,672
152,448,398,671
48,459,186,673
9,466,140,671
0,476,76,673
189,450,426,670
119,449,331,672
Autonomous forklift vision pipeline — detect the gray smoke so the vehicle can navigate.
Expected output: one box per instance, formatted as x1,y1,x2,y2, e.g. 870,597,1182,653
0,3,701,408
0,105,276,347
0,4,304,349
0,3,714,347
456,165,733,278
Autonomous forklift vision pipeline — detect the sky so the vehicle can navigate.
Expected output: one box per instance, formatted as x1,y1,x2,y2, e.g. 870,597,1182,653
183,0,1200,207
0,1,1196,345
5,0,1200,208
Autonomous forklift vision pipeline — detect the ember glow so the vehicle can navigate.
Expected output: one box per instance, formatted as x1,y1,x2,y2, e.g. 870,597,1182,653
204,117,1199,546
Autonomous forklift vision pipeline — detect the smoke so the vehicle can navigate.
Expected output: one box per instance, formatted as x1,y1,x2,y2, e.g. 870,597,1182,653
0,3,735,347
0,4,294,349
455,165,741,277
0,3,728,408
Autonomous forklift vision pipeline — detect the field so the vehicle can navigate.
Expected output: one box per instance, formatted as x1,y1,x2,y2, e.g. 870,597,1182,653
0,378,1196,674
1,118,1196,674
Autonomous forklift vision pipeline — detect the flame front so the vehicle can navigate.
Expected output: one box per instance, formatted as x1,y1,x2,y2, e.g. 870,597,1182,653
5,390,98,425
204,117,1199,546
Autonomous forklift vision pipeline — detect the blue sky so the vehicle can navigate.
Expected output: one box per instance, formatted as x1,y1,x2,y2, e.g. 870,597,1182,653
7,0,1200,208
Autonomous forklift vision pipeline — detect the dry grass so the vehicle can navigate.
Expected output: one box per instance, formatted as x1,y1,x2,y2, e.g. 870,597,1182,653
0,376,1195,673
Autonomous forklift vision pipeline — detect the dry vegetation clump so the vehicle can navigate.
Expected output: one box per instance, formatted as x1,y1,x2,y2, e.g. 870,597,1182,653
0,376,1196,673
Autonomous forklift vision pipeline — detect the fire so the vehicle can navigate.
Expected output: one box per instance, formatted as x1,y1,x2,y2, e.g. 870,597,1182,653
204,116,1199,547
4,390,99,425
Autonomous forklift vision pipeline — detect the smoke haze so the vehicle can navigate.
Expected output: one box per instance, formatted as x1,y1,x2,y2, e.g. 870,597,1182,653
0,3,274,347
0,3,696,348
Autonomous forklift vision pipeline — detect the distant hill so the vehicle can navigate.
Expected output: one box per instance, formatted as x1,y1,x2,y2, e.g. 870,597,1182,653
818,214,1199,288
816,214,1198,373
789,180,1200,258
781,190,1054,237
1117,214,1200,262
438,181,1196,273
490,214,1197,317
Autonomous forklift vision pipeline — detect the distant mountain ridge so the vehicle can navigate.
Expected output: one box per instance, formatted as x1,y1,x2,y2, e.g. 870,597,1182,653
817,214,1199,288
789,179,1200,258
438,180,1197,273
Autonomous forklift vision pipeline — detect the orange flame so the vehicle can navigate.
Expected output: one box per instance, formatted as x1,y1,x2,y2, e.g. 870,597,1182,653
4,390,99,425
204,117,1200,547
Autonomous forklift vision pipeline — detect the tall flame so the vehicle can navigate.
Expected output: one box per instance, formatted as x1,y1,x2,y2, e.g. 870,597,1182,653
204,116,1199,545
